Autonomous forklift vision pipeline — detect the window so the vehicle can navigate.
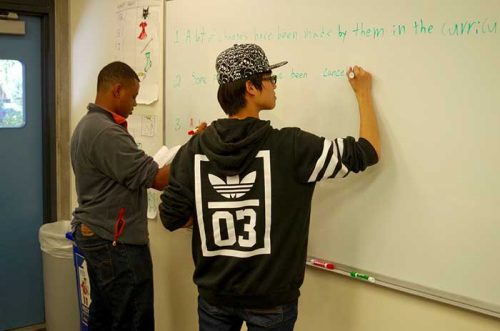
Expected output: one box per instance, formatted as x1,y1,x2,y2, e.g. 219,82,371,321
0,60,25,128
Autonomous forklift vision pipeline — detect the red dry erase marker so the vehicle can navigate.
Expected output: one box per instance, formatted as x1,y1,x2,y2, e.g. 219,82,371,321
187,128,199,135
310,259,334,270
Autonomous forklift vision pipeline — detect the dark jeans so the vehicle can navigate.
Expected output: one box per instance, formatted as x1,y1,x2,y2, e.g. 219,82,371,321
74,225,154,331
198,296,298,331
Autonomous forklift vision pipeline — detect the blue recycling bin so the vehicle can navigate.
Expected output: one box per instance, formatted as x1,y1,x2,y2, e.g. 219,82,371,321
65,231,90,331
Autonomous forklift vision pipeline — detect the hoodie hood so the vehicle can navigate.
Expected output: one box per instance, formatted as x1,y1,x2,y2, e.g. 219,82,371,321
197,118,272,175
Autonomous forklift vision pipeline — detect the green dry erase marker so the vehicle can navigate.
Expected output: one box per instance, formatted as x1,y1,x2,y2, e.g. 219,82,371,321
350,271,375,283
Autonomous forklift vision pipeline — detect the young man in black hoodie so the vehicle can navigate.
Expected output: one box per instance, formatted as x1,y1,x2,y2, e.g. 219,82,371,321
159,43,380,331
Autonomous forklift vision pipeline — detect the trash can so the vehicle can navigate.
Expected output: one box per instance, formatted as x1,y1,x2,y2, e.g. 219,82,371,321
65,231,90,331
39,221,80,331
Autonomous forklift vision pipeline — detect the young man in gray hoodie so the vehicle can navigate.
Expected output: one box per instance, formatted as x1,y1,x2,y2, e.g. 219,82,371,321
160,44,380,331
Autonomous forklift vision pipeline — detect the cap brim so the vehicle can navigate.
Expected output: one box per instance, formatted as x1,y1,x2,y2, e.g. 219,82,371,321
269,61,288,70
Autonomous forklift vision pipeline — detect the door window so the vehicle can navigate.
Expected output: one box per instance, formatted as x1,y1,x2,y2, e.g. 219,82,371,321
0,59,25,128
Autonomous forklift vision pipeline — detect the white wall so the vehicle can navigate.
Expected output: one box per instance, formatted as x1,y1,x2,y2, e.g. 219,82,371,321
69,0,116,209
69,0,163,211
68,1,500,330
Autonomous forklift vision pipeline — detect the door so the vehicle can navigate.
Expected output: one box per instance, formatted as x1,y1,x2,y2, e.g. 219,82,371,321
0,15,45,329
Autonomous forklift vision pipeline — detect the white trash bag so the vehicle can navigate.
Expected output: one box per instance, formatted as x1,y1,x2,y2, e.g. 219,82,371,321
39,220,73,259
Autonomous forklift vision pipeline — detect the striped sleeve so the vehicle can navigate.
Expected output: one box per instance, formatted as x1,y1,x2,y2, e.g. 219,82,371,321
307,138,349,182
293,129,378,183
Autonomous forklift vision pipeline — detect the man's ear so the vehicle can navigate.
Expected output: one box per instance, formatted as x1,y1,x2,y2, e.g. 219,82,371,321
245,80,258,96
111,83,122,98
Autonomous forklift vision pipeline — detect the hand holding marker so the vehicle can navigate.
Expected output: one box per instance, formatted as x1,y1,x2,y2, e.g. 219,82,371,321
348,68,356,79
187,122,208,135
187,128,199,135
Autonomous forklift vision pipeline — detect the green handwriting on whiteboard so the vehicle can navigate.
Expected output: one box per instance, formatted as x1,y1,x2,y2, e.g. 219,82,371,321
171,68,348,88
171,18,498,45
441,18,497,36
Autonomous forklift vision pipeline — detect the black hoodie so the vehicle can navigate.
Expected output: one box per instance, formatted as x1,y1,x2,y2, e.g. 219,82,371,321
159,117,378,308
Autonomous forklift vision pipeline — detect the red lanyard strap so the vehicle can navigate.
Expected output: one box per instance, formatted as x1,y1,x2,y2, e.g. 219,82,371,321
112,207,126,246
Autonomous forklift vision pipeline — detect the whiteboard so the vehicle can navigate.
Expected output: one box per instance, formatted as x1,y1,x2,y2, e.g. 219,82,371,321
164,0,500,317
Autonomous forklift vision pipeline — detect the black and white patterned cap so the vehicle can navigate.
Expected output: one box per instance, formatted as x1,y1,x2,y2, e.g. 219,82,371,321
216,44,288,85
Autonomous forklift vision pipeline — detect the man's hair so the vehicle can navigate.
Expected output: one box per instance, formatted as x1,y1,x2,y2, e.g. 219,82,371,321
217,72,268,116
97,61,139,92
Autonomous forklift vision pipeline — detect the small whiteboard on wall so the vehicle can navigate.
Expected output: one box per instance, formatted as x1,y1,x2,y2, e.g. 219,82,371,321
164,0,500,318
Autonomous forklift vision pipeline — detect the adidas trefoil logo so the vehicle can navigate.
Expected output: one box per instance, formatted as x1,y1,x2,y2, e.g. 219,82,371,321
208,171,256,199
